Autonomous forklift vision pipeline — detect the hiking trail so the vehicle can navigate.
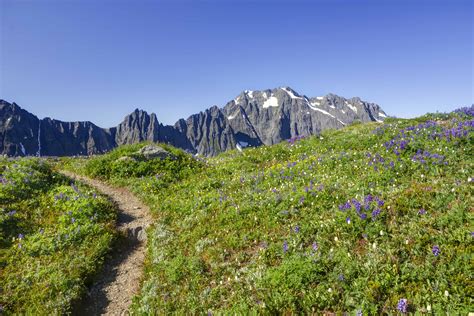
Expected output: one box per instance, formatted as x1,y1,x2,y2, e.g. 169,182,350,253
61,171,151,316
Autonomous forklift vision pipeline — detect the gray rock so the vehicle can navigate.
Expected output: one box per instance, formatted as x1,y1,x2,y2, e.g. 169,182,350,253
0,87,388,157
128,226,146,241
138,145,173,160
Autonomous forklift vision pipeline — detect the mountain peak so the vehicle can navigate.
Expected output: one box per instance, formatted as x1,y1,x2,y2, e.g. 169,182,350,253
0,87,388,157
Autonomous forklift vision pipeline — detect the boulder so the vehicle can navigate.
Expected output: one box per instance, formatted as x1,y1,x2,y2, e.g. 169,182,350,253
138,145,174,160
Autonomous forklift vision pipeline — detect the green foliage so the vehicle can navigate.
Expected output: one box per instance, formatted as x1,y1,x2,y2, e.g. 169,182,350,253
63,112,474,314
67,143,204,198
0,158,116,314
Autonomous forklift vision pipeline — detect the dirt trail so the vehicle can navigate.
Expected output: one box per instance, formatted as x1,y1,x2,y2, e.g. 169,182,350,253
61,171,151,316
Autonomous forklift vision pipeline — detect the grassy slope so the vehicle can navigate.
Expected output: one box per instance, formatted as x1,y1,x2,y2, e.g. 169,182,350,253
65,111,473,314
0,158,116,314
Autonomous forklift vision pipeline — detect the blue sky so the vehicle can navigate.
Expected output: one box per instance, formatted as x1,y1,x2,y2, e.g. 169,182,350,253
0,0,472,127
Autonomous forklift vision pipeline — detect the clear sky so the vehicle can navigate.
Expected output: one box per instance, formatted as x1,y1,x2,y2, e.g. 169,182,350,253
0,0,472,127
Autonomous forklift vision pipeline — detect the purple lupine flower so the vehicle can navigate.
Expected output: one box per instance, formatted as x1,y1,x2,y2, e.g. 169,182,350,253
312,242,319,252
432,245,440,256
7,210,16,217
283,241,289,253
71,182,80,193
18,233,24,239
371,208,381,219
338,274,345,281
352,199,362,212
294,225,300,233
397,298,408,313
418,208,426,215
346,217,351,224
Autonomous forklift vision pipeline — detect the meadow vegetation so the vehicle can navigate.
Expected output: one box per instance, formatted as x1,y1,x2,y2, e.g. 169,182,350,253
5,107,472,314
0,158,116,314
63,107,473,314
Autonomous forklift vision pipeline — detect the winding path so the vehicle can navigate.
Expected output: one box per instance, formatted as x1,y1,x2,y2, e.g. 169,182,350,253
61,171,151,316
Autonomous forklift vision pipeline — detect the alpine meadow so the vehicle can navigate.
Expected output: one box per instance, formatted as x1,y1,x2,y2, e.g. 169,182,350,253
1,0,472,314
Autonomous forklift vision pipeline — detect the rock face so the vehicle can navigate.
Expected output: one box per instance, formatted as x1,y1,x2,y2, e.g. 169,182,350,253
138,145,174,160
0,87,388,157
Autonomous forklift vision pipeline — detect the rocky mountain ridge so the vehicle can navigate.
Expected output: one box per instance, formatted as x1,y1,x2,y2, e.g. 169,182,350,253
0,87,388,156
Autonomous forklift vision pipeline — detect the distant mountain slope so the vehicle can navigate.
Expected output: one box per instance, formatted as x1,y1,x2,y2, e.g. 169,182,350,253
0,87,388,156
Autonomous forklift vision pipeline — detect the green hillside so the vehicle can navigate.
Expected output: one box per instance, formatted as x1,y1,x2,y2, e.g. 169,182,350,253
3,108,472,314
0,159,117,314
62,107,473,314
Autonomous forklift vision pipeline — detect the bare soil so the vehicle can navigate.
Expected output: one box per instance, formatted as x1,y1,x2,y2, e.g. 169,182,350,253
61,171,151,316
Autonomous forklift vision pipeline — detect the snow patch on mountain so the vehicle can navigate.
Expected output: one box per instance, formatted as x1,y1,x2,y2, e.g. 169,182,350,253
20,143,26,155
263,96,279,108
345,101,358,113
281,87,303,100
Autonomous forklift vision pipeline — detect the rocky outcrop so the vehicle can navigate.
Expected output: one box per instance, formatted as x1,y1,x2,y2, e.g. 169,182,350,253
138,145,174,160
0,87,388,157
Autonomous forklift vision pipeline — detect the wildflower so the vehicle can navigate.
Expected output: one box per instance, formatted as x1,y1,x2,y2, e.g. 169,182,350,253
418,208,426,215
346,217,351,224
397,298,408,313
356,310,363,316
338,274,345,281
432,245,440,256
372,208,381,219
283,241,288,253
444,290,449,297
294,226,300,233
18,233,24,239
71,182,80,193
312,242,319,252
426,304,431,312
